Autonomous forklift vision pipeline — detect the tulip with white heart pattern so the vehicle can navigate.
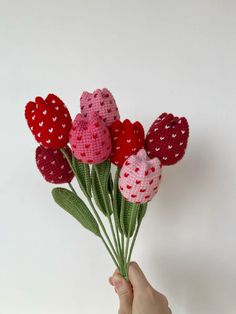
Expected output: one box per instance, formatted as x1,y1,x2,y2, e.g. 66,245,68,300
35,145,74,184
145,112,189,165
25,94,72,149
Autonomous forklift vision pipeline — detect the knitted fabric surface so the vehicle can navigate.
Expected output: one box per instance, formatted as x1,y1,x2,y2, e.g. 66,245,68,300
145,112,189,165
109,119,145,167
35,145,74,184
119,149,162,204
25,94,72,149
69,112,112,164
24,88,191,282
80,88,120,127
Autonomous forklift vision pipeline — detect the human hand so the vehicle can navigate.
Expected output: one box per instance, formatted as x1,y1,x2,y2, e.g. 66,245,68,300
109,262,171,314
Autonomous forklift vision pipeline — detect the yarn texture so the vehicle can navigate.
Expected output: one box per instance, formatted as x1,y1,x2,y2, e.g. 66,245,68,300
35,145,74,184
119,149,162,204
25,94,72,149
109,119,145,167
80,88,120,127
145,112,189,165
24,88,190,281
69,112,112,164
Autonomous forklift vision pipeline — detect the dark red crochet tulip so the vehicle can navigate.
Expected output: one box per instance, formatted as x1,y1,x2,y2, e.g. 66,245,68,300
109,119,145,167
145,113,189,165
35,145,74,184
25,94,72,149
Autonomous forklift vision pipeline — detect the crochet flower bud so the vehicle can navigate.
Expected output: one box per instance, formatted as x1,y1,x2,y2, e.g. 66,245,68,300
69,112,112,164
145,113,189,165
25,94,72,149
119,149,162,204
109,119,145,167
80,88,120,127
35,145,74,184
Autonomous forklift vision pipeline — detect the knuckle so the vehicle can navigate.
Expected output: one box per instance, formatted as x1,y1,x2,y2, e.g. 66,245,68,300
146,287,169,306
145,286,157,298
118,288,129,297
155,291,169,305
116,286,132,298
161,294,169,306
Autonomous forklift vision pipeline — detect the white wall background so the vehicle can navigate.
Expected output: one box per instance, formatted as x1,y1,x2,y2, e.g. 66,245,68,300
1,0,236,313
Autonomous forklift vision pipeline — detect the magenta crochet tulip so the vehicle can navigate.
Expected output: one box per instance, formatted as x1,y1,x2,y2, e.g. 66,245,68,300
119,149,162,204
69,112,112,164
80,88,120,127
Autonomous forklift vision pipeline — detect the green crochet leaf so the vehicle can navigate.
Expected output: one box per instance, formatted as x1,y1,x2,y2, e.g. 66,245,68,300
94,160,111,186
52,187,100,237
91,161,112,216
138,202,148,223
113,167,122,233
91,167,107,215
120,199,140,237
108,172,113,202
72,155,91,197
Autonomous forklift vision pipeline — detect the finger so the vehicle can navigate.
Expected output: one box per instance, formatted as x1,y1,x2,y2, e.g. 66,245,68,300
111,273,133,314
108,276,113,286
108,269,120,286
128,261,151,291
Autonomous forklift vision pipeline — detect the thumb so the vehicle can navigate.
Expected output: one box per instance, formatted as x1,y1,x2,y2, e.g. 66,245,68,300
110,272,133,314
128,261,151,291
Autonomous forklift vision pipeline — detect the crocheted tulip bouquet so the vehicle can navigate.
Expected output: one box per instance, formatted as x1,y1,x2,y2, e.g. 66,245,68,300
24,89,189,279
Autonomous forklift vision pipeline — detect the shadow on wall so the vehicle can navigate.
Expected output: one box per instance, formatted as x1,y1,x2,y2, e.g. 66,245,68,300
157,132,212,215
148,134,236,313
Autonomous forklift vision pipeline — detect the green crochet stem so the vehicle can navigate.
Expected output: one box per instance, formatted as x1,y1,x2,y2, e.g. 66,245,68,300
123,204,138,279
112,168,124,275
120,195,126,276
127,220,141,265
61,149,119,266
93,165,123,271
68,183,119,268
68,182,77,195
92,162,124,275
61,148,147,279
67,181,119,269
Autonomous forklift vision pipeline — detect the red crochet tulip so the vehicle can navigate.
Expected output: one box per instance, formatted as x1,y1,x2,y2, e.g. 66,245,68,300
35,145,74,184
109,119,145,167
145,113,189,165
25,94,72,149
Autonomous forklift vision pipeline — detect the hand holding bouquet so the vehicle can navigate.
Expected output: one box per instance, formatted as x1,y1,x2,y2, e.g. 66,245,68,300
24,88,189,279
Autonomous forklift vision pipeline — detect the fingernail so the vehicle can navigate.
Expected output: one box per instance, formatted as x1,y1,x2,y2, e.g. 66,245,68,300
113,279,122,289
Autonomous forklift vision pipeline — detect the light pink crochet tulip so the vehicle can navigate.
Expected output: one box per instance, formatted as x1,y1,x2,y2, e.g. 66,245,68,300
69,112,112,164
119,149,162,204
80,88,120,127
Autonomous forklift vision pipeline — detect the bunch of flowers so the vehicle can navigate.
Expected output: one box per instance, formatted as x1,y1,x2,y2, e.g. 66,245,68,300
24,88,189,279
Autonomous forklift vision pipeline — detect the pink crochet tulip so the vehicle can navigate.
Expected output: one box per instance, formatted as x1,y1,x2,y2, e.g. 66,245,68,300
80,88,120,127
69,112,112,164
119,149,162,204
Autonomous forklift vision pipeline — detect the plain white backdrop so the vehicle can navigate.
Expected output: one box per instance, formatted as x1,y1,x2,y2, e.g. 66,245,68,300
1,0,236,313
